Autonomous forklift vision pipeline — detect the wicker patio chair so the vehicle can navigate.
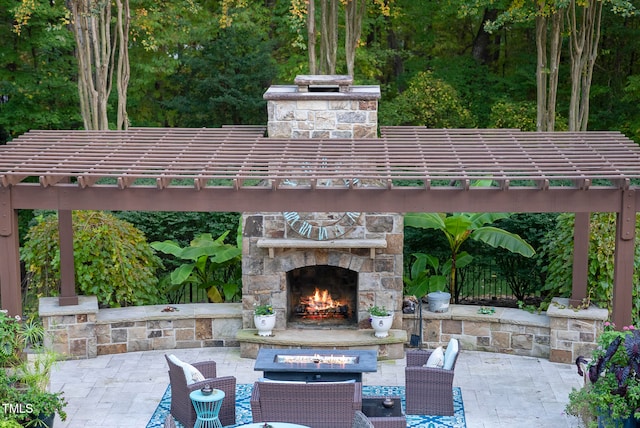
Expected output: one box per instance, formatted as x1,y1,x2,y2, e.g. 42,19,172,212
352,410,375,428
250,381,362,428
165,354,236,428
404,339,460,416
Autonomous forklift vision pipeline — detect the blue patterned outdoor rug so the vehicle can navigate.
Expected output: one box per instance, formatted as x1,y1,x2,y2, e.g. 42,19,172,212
147,384,465,428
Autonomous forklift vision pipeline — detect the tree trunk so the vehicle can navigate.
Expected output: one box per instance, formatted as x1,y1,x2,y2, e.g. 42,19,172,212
535,8,563,132
308,0,317,74
568,0,602,131
535,14,548,131
345,0,366,77
471,9,499,65
115,0,130,130
67,0,129,130
320,0,338,74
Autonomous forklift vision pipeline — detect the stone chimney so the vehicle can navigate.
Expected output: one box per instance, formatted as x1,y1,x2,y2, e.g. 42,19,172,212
263,75,380,139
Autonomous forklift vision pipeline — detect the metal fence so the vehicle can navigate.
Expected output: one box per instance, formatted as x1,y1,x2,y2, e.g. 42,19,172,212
457,261,518,304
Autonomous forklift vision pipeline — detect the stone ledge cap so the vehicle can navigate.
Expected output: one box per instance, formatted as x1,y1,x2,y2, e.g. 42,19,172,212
96,302,241,323
546,297,608,321
39,295,98,316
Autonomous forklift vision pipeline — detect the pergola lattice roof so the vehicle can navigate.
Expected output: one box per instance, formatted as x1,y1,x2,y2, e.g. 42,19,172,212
1,126,639,192
0,125,638,327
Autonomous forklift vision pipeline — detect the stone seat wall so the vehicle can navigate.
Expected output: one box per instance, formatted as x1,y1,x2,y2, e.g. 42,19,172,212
40,296,606,364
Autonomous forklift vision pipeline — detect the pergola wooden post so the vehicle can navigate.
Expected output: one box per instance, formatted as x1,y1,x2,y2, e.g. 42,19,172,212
0,127,638,325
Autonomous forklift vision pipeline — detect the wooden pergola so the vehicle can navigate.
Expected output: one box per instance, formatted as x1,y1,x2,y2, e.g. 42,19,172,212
0,126,638,326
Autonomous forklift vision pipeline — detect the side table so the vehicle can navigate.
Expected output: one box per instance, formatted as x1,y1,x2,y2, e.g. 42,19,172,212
190,389,225,428
361,396,406,428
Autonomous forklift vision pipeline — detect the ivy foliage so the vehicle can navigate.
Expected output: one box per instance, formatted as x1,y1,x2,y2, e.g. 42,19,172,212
379,70,476,128
540,213,640,324
22,211,164,308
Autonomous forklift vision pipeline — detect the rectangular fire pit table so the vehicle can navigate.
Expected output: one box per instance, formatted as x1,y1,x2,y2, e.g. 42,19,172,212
254,349,377,382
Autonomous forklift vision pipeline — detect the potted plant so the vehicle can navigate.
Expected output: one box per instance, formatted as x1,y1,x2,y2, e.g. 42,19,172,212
1,365,67,428
403,253,452,313
566,322,640,428
367,305,393,338
253,304,276,337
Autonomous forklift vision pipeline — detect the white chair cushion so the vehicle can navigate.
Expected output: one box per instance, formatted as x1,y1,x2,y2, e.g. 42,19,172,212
443,338,459,370
168,354,205,385
423,346,445,368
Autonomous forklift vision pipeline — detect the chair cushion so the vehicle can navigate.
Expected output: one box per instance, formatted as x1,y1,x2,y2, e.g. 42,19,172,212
443,338,459,370
423,346,445,368
167,354,205,385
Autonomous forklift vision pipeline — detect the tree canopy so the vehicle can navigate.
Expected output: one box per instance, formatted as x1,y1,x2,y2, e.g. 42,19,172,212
1,0,639,142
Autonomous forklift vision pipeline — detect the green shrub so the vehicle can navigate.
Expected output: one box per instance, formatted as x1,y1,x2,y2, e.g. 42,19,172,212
379,70,476,128
22,211,164,308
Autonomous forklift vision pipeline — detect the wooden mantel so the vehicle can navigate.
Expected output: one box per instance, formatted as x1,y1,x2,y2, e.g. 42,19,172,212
256,238,387,259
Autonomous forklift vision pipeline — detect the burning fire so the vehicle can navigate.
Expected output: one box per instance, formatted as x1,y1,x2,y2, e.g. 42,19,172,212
276,353,357,365
302,288,342,313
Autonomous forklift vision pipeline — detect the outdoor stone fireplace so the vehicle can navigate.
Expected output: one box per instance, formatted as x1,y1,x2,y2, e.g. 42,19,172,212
241,212,404,332
237,75,405,357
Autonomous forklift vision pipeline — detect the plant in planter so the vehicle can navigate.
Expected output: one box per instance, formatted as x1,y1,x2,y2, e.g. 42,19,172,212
403,253,455,313
1,367,67,428
0,311,37,369
368,305,393,338
253,304,276,337
566,323,640,428
0,312,66,428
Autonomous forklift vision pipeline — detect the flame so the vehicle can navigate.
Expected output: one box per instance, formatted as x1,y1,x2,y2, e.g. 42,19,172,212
301,288,342,313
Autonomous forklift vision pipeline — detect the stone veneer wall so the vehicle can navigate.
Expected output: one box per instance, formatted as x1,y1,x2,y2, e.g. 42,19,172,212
263,75,380,139
265,98,378,139
241,212,405,331
39,296,241,359
40,297,606,363
402,298,608,364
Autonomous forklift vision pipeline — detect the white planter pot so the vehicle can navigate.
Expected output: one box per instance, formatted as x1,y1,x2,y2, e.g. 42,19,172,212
427,291,451,313
370,314,393,338
254,313,276,336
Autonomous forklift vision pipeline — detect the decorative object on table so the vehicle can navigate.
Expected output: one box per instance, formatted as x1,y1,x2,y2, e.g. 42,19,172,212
253,304,276,337
382,397,395,408
147,384,467,428
201,384,213,396
405,338,461,415
262,423,274,428
164,354,236,427
566,322,640,427
368,305,393,338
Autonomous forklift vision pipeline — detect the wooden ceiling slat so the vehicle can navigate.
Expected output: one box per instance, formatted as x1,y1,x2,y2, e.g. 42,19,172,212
1,127,639,189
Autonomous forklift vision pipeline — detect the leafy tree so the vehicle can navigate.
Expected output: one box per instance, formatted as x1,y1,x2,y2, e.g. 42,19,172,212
14,0,132,130
540,213,640,324
379,71,476,127
164,23,277,127
22,211,163,308
405,212,535,303
0,0,80,141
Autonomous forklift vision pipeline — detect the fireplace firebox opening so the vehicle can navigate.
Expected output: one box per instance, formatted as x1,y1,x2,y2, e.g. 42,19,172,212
287,265,357,328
